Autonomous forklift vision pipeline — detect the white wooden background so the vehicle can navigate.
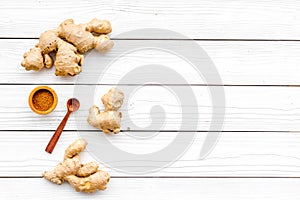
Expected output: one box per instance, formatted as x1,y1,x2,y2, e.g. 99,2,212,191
1,0,300,199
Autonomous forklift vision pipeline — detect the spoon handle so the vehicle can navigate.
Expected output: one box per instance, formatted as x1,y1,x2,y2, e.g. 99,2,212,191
45,110,72,153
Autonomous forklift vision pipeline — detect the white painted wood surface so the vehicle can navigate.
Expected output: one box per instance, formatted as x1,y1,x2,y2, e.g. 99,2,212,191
1,131,300,177
2,0,300,199
2,40,300,85
1,0,300,39
2,178,300,200
0,85,300,131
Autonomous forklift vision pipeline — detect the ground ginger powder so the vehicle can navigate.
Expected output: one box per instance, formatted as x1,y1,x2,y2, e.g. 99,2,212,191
32,89,54,111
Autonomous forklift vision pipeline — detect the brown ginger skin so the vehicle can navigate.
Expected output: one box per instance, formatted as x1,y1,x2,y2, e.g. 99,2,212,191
87,88,124,134
42,139,110,193
21,18,113,76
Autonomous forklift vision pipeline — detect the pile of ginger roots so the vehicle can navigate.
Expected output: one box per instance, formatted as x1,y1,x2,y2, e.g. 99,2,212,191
21,18,113,76
25,19,126,194
43,139,110,193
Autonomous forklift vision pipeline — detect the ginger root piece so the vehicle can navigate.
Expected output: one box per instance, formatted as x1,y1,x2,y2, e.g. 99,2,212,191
87,88,124,134
21,18,113,76
21,47,44,71
66,170,110,193
42,138,110,193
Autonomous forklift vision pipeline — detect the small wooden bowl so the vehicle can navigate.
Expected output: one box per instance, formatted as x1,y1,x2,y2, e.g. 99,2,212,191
28,86,58,115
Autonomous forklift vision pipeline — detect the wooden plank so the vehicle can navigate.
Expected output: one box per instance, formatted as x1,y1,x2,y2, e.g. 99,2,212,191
0,85,299,131
1,131,300,177
3,39,300,85
2,178,300,199
1,0,300,39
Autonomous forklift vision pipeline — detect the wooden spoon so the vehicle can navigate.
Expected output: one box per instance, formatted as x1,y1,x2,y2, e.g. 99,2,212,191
45,98,80,154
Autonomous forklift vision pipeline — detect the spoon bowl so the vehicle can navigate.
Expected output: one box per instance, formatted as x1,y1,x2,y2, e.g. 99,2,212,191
67,98,80,112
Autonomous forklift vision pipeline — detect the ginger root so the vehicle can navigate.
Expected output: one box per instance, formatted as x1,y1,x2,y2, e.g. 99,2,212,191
21,18,113,76
42,139,110,193
87,88,124,134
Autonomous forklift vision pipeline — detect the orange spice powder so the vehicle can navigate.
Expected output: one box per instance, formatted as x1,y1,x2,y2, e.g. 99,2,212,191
32,89,54,111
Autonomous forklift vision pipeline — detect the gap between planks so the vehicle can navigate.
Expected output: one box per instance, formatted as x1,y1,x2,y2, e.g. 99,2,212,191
3,37,300,42
3,176,300,179
1,83,300,87
2,130,299,132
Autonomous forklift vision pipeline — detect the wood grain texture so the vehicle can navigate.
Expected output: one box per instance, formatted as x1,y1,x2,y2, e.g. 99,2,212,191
1,131,300,177
2,178,300,199
2,0,300,197
3,40,300,85
0,85,299,131
1,0,300,39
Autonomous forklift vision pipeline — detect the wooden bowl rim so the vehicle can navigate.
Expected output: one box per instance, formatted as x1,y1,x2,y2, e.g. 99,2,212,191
28,86,58,115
